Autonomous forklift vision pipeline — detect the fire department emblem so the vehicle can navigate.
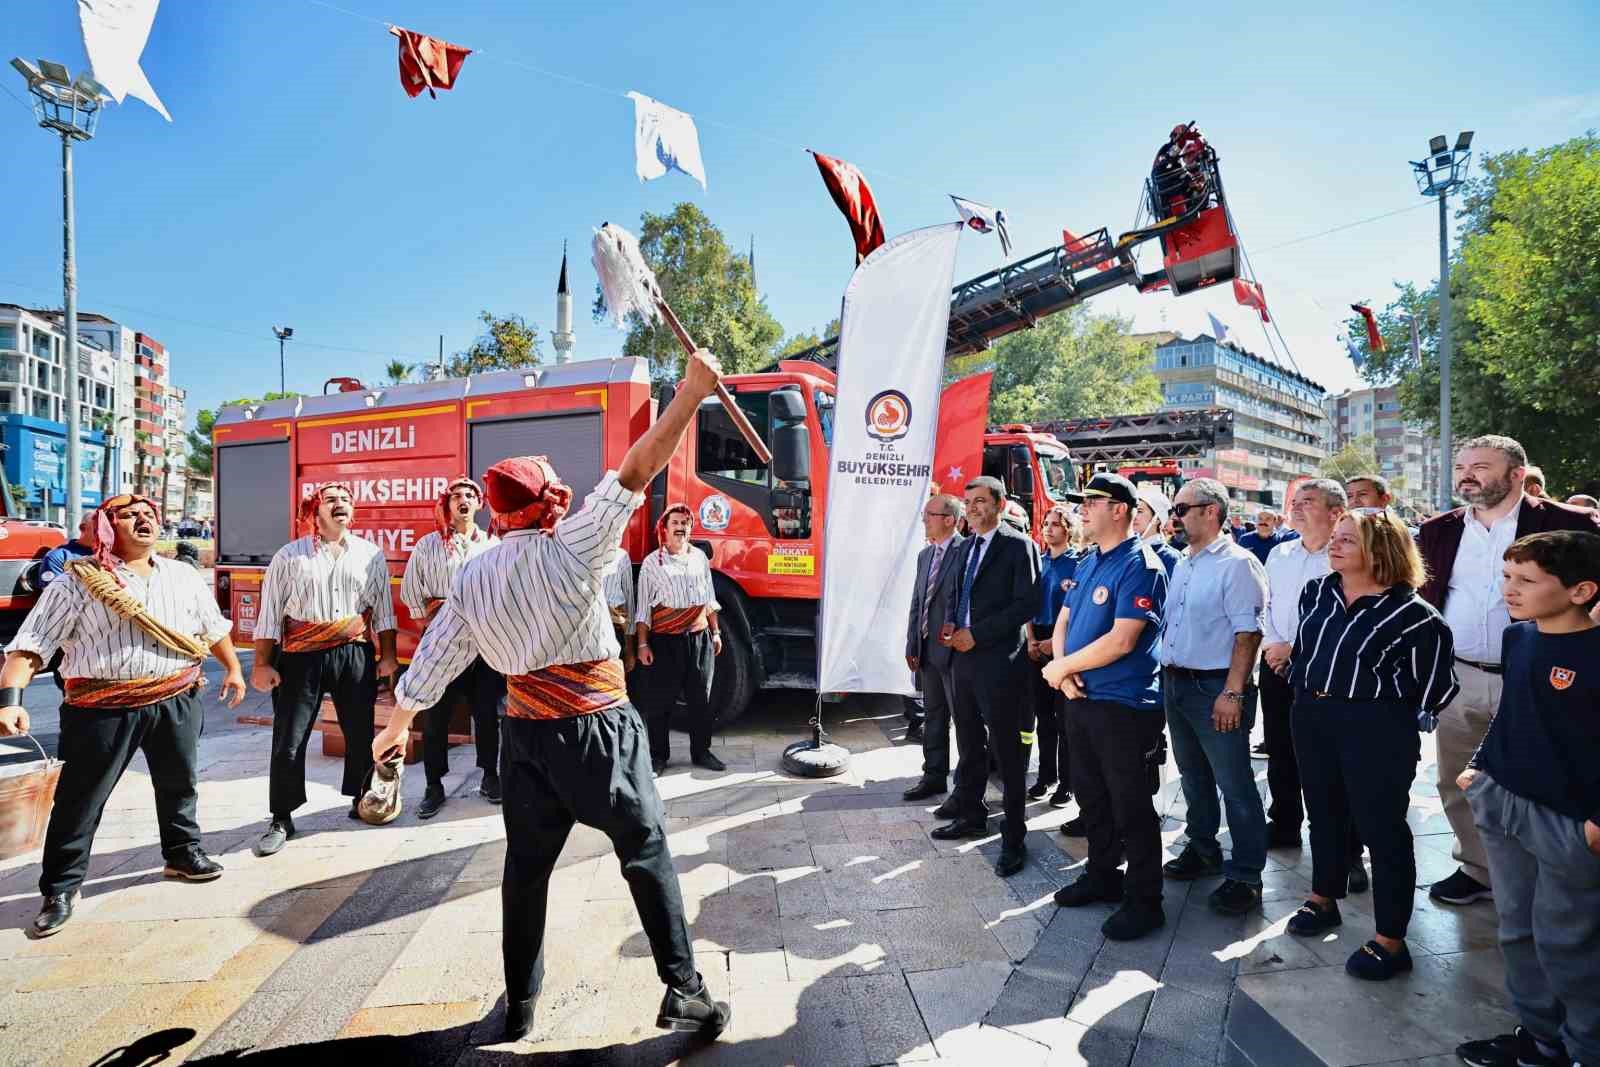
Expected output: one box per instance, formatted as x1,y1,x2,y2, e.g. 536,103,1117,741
865,389,912,443
1550,666,1576,691
1092,585,1109,605
698,494,731,532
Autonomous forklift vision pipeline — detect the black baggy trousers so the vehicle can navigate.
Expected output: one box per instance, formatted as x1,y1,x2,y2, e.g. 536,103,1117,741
269,641,376,816
41,689,203,898
422,656,505,788
499,703,696,1003
639,630,715,763
1064,698,1166,904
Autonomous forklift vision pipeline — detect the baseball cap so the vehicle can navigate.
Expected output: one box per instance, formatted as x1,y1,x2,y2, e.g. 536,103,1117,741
1082,473,1138,508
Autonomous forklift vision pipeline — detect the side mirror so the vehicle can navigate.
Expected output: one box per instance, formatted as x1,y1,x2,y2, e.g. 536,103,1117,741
1011,463,1035,498
769,389,806,423
772,425,810,484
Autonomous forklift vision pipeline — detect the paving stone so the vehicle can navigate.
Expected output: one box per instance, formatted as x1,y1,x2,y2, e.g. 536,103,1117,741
780,909,895,982
845,970,936,1062
877,903,1010,970
1129,983,1229,1067
258,932,412,1047
1065,964,1160,1043
185,989,306,1059
0,987,135,1067
987,965,1074,1031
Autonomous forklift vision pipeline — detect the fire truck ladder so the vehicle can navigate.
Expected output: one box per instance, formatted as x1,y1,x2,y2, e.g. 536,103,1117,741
1040,408,1236,466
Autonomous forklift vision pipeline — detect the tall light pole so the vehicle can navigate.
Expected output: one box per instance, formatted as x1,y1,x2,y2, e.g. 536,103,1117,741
12,58,107,534
273,326,294,394
1410,130,1473,511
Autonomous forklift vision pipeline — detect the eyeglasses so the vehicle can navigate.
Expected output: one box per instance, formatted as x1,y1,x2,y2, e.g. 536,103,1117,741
922,510,954,520
1171,502,1215,518
1348,507,1392,517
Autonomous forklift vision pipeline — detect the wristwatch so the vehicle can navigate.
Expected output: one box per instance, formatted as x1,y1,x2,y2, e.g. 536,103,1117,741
1220,689,1244,703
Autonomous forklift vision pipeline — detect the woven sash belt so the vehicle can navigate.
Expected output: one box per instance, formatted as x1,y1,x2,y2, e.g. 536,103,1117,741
505,659,628,721
66,664,203,709
649,605,707,636
282,613,369,653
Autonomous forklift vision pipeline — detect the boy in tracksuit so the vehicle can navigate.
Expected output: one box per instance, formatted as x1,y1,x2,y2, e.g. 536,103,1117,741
1457,531,1600,1067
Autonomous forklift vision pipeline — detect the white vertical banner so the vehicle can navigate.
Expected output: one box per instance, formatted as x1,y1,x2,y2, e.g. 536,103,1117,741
818,223,962,696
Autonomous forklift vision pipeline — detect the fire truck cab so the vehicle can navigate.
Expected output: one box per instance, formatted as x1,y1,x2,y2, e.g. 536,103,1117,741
982,426,1081,535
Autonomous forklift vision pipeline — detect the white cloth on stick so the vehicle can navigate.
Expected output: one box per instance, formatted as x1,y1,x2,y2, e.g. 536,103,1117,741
950,195,1012,257
626,91,707,190
1207,312,1231,344
77,0,171,121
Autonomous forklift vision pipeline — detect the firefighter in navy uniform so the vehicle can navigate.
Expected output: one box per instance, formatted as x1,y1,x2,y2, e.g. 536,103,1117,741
373,348,732,1044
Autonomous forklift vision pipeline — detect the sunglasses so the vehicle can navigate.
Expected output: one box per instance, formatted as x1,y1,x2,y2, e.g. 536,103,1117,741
1171,502,1215,518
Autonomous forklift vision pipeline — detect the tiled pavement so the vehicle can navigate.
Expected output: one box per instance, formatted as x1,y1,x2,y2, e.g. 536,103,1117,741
0,659,1513,1065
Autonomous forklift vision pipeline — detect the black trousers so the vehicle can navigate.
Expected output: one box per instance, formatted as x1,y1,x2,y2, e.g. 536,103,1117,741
500,704,696,1002
1263,666,1364,857
1065,699,1166,904
40,690,203,897
1028,623,1069,790
268,641,376,816
950,648,1035,849
1292,694,1419,939
422,656,505,788
916,653,955,786
639,631,714,763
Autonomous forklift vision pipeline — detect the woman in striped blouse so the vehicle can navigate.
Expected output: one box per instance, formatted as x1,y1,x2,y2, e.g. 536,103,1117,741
1285,508,1459,981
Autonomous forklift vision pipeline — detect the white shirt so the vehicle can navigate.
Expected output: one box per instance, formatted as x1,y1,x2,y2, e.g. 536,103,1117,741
399,527,498,617
394,472,642,712
1262,537,1331,646
7,556,232,680
633,544,720,627
1442,498,1522,662
1159,535,1267,669
602,547,635,627
957,528,997,628
254,532,398,642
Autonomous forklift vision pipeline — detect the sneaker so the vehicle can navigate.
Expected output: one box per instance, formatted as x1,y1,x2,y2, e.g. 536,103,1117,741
1208,879,1262,916
1163,844,1223,881
1286,899,1342,936
479,772,502,804
1058,816,1087,837
1027,779,1057,800
1103,898,1165,940
657,973,731,1037
254,817,295,857
1347,860,1369,894
1053,873,1124,908
163,846,224,882
1345,939,1412,981
1429,869,1492,905
1048,787,1072,808
1457,1027,1570,1067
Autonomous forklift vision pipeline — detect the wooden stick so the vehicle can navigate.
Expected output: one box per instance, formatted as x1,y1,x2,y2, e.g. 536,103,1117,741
655,299,774,465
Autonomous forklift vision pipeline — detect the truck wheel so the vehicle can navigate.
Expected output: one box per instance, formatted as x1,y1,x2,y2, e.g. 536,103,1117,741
710,623,757,727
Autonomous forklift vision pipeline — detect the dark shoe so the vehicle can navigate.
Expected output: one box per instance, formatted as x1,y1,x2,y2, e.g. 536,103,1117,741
1163,844,1223,881
657,973,731,1037
1264,821,1303,849
418,785,447,820
651,758,668,776
1208,879,1262,916
1053,873,1124,908
930,820,989,840
1103,898,1165,941
1345,939,1412,981
903,779,947,802
1027,778,1057,800
692,752,727,773
479,773,502,804
994,846,1027,877
1058,816,1087,837
505,995,536,1042
163,847,224,882
1457,1027,1570,1067
1429,869,1492,905
905,722,924,742
29,893,74,938
1286,899,1342,936
1347,860,1369,895
931,798,962,819
254,817,295,857
348,800,361,820
1048,788,1072,808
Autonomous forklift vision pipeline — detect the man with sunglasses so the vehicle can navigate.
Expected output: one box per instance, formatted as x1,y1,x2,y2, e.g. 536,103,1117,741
0,494,246,937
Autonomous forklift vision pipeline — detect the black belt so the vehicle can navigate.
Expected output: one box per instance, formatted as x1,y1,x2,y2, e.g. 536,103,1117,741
1455,657,1503,675
1163,666,1230,680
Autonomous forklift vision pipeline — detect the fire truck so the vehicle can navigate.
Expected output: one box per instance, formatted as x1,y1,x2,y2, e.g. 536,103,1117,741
0,454,66,647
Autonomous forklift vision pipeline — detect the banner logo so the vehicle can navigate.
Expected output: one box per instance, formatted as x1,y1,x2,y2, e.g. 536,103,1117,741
1550,666,1576,690
698,494,731,532
865,389,912,443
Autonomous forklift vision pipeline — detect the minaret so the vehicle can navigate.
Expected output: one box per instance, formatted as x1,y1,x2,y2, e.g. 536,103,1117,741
551,241,575,365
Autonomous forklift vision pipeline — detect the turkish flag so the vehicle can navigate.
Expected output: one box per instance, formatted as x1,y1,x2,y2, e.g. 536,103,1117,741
1351,304,1386,352
811,151,886,265
1062,228,1115,272
390,26,471,99
1233,278,1271,323
932,372,992,496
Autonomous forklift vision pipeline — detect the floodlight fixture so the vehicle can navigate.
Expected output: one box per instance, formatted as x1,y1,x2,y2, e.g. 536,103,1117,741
10,56,103,140
36,59,71,86
1428,134,1447,154
10,57,42,87
1455,130,1474,151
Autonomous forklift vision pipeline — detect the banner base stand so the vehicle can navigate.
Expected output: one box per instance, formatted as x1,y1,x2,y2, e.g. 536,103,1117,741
781,709,850,778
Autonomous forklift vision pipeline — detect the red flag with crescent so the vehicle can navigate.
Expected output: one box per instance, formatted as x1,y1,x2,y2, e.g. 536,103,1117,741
1351,304,1386,352
811,150,886,265
1233,278,1271,323
390,26,471,99
932,372,993,496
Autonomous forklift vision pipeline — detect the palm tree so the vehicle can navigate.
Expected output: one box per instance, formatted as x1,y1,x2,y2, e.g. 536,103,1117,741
383,360,413,387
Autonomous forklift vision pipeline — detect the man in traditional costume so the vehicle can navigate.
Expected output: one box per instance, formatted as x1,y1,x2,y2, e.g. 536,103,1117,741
372,348,732,1043
0,493,245,937
250,482,398,855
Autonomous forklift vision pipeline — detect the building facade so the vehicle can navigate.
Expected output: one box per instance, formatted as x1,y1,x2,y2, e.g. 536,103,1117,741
1153,333,1327,513
1323,385,1439,517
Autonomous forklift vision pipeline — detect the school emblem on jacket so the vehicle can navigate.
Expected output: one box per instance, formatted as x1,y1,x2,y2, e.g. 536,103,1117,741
865,389,912,443
1092,585,1109,605
1550,666,1576,691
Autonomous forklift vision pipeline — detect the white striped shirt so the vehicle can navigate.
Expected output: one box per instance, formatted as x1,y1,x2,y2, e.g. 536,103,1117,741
633,546,720,628
602,547,635,628
6,556,232,680
253,533,398,642
394,472,642,713
399,527,499,617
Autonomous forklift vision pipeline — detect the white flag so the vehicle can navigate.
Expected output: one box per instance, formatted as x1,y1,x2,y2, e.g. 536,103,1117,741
626,91,707,190
818,223,963,696
77,0,171,122
1207,312,1231,344
950,195,1011,257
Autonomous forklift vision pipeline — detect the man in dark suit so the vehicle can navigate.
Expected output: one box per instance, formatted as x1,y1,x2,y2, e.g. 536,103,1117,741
1417,434,1600,906
903,494,966,802
933,476,1041,877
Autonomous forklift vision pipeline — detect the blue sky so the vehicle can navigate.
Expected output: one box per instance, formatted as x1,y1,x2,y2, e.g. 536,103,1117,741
4,0,1597,424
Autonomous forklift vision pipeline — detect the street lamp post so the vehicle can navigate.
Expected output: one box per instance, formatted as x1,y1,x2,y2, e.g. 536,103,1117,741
11,58,108,535
273,326,294,394
1410,130,1473,511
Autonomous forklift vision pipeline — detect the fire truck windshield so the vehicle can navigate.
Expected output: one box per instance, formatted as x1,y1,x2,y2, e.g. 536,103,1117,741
1038,450,1078,498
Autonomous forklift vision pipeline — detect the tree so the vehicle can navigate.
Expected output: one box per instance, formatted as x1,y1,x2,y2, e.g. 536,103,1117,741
383,360,413,386
946,308,1163,424
1319,435,1380,482
448,312,542,378
91,412,119,500
593,203,784,383
7,484,25,514
777,318,841,359
187,391,294,480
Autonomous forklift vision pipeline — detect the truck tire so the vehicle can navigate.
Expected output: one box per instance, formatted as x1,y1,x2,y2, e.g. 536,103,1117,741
710,621,757,727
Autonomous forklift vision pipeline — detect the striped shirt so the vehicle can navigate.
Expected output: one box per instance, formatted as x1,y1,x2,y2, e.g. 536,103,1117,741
1289,572,1459,727
602,547,635,628
633,545,720,628
6,556,232,680
254,533,397,642
398,527,499,618
393,472,642,713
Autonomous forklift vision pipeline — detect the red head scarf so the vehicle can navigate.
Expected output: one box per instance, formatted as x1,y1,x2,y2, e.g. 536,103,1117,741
655,503,693,561
299,482,356,544
483,456,572,535
436,476,484,554
91,493,159,586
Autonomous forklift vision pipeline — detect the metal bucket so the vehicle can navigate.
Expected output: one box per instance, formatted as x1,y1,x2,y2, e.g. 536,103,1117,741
0,735,61,859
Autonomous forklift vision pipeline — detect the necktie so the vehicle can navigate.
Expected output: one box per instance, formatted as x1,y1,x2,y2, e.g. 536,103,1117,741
956,536,984,630
920,543,946,637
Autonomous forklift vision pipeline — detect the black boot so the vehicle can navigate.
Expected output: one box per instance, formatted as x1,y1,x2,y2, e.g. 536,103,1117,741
657,973,731,1037
504,995,536,1042
418,784,447,820
30,892,74,938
